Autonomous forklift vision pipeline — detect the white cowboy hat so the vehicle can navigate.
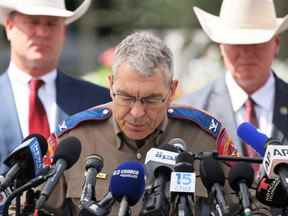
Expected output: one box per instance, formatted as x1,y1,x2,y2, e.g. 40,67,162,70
0,0,91,25
193,0,288,44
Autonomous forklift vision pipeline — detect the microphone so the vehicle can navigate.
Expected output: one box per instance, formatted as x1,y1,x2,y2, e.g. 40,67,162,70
109,161,145,216
35,136,81,209
2,167,52,216
238,123,288,193
261,144,288,193
256,175,288,207
170,152,195,216
141,143,181,216
1,134,48,190
200,156,230,215
79,154,105,216
80,154,104,202
79,192,115,216
168,138,186,152
237,122,268,157
228,162,254,215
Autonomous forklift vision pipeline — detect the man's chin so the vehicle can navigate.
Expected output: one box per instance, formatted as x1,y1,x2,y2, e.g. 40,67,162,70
234,71,259,84
27,56,55,68
124,130,150,141
28,53,47,61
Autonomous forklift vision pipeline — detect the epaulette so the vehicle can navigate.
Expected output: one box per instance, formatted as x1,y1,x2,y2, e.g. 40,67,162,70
167,106,222,139
55,107,112,137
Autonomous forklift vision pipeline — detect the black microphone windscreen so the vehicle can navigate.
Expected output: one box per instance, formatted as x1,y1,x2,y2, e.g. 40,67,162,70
174,152,194,172
174,162,194,172
175,151,194,164
154,166,172,180
53,136,81,169
200,157,225,191
85,154,104,172
158,144,179,153
228,162,254,192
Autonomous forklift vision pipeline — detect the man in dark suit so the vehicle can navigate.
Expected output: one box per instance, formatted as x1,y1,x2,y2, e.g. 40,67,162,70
179,0,288,156
0,0,111,173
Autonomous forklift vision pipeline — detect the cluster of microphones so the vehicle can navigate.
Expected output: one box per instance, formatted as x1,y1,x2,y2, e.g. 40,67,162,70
0,122,288,216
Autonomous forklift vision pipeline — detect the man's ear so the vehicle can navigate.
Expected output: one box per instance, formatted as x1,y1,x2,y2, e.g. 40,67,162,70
108,75,114,98
108,75,113,88
274,35,280,57
168,80,179,102
4,15,14,41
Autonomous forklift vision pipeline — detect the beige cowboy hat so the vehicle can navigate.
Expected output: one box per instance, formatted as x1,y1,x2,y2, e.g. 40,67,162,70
194,0,288,44
0,0,91,25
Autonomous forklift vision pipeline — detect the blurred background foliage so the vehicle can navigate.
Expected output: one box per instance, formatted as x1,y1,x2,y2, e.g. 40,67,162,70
1,0,288,95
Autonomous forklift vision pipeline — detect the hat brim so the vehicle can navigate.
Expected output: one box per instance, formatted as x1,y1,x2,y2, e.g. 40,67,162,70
194,7,288,44
0,0,91,25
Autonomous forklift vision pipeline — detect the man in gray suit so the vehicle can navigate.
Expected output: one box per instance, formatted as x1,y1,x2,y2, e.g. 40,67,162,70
0,0,111,173
179,0,288,157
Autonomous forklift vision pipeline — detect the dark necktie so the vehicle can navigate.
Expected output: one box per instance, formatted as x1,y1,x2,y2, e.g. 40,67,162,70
243,97,259,171
28,79,50,139
244,97,259,128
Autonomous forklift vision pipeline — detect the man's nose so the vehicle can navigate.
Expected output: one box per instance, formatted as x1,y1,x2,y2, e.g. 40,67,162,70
129,101,146,118
34,24,49,37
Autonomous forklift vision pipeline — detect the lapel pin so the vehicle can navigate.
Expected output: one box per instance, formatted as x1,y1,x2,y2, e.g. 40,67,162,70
96,172,108,180
280,106,288,115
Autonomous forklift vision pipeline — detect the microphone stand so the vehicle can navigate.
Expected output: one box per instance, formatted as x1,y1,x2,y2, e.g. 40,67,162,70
176,194,193,216
22,189,37,215
118,197,131,216
79,192,115,216
80,200,111,216
3,171,53,216
239,183,252,216
210,184,230,216
15,179,21,216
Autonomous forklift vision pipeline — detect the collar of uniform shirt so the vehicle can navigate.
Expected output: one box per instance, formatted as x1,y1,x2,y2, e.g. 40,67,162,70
225,70,275,112
112,115,168,150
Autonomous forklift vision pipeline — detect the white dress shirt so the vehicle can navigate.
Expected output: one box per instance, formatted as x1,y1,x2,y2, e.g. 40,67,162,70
8,62,57,138
225,71,275,137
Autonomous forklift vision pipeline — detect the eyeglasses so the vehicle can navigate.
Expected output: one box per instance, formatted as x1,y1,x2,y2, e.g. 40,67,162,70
112,91,169,108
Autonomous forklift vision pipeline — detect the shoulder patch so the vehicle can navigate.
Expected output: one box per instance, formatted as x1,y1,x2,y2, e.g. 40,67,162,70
55,107,112,137
167,106,222,139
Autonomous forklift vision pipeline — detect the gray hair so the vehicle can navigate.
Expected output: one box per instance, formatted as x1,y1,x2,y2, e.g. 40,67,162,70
112,32,173,84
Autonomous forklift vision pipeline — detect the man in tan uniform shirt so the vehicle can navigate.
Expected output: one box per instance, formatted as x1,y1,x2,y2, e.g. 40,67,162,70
45,32,236,215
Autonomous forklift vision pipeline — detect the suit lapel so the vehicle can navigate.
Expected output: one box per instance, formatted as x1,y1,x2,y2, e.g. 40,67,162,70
272,75,288,142
55,72,69,132
210,78,245,155
0,73,23,172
